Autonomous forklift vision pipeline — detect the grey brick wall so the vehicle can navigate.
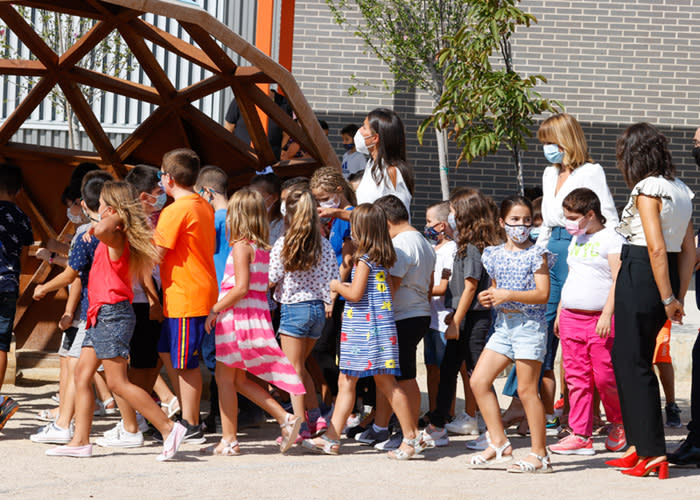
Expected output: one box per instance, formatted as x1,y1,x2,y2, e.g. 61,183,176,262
291,0,700,229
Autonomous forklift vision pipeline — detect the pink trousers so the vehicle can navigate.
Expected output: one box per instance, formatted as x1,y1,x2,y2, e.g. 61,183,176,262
559,308,623,436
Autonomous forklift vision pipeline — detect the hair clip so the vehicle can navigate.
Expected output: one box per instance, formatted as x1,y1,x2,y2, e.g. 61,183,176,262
255,166,274,176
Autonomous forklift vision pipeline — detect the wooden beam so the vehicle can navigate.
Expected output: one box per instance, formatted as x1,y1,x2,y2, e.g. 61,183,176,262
70,67,161,105
58,20,115,71
228,82,277,167
0,141,103,164
119,22,177,99
0,59,45,77
0,76,55,146
179,74,229,104
9,1,104,19
179,21,237,74
0,4,58,67
129,18,220,75
115,106,171,161
16,189,56,241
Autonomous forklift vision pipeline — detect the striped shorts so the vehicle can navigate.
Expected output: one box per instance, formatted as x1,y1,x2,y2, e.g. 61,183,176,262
157,316,207,369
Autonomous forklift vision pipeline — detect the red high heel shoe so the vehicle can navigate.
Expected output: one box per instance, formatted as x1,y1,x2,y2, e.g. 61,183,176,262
621,457,669,479
605,451,638,468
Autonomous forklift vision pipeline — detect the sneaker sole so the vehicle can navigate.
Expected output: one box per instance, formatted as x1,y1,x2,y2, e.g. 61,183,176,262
0,403,19,430
95,439,144,448
445,426,480,435
183,436,207,445
605,442,627,453
549,447,595,456
30,435,72,444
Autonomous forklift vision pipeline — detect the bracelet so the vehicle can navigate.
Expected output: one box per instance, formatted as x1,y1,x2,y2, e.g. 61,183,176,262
662,294,676,306
49,252,56,264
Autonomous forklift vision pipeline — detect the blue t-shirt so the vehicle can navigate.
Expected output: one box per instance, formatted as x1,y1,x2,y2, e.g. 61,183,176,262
0,201,33,294
328,207,353,266
213,209,230,289
68,228,99,321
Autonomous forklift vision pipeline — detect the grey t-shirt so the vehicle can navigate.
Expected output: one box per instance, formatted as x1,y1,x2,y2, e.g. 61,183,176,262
446,243,490,311
390,230,436,321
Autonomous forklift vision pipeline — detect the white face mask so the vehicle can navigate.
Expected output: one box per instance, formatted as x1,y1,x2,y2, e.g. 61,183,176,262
319,195,339,209
66,206,84,224
280,201,287,217
354,129,373,156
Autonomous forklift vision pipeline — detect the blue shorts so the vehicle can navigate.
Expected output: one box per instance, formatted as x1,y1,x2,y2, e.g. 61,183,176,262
158,316,207,369
82,301,136,360
0,292,18,352
278,300,325,340
485,311,546,362
423,328,447,366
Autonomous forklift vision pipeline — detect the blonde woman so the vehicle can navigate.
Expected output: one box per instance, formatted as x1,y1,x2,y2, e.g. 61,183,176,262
269,187,340,440
47,181,187,461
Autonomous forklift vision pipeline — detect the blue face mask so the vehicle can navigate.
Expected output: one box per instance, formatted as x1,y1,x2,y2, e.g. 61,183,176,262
529,227,541,242
447,213,457,233
543,143,565,164
343,143,354,151
152,192,167,211
423,225,440,243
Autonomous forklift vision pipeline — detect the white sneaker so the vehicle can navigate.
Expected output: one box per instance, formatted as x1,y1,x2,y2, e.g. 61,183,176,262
465,432,489,451
96,426,144,448
421,425,449,448
104,417,149,439
374,432,402,450
445,412,479,435
30,422,73,444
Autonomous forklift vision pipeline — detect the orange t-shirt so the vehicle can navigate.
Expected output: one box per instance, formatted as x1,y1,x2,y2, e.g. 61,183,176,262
155,193,218,318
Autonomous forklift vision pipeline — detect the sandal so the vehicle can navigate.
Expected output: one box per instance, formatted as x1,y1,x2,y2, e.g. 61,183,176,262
38,409,58,422
507,452,553,473
301,434,340,455
160,397,181,419
470,432,513,466
279,413,302,453
94,397,118,417
387,437,422,460
200,438,240,456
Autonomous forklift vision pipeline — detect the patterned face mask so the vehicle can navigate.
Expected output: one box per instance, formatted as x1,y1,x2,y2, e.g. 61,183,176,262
504,223,532,244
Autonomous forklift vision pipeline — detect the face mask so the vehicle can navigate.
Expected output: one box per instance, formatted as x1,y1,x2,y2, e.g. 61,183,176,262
447,213,457,233
66,207,84,224
151,192,167,211
543,143,565,164
529,227,541,241
343,143,354,151
280,201,287,217
319,195,340,209
693,147,700,167
504,223,532,244
354,129,373,156
565,216,589,236
423,225,440,243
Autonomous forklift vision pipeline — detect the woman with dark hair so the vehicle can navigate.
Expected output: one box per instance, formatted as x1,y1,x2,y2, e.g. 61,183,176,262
607,123,695,479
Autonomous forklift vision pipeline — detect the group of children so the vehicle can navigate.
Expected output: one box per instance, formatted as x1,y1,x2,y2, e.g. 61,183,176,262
0,146,655,472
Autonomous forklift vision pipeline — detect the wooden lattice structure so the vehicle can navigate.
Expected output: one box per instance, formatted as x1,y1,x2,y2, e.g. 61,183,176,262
0,0,338,377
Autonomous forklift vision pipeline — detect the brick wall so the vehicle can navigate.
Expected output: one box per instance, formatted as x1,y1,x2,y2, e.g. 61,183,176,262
292,0,700,228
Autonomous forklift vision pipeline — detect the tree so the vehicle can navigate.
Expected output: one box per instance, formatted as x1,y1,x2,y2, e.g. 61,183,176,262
0,7,133,149
327,0,471,200
419,0,561,195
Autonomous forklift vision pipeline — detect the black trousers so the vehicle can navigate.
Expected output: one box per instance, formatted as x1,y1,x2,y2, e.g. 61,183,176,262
686,332,700,446
430,310,491,428
612,245,679,456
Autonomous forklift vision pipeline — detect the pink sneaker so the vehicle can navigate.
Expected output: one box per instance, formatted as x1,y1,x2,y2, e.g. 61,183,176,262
548,434,595,456
605,423,627,452
157,421,187,462
46,444,93,457
312,416,328,437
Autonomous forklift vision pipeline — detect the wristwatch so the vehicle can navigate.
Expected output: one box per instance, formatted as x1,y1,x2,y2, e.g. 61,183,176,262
661,294,676,306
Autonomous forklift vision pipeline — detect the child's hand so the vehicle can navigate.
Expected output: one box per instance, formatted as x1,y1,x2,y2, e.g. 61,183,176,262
33,284,48,301
664,298,684,325
35,247,50,261
205,310,218,334
82,227,94,243
445,321,459,340
477,289,492,308
330,279,341,293
488,288,511,306
444,311,454,325
149,302,164,322
58,313,73,331
595,312,612,338
324,303,333,319
441,268,452,281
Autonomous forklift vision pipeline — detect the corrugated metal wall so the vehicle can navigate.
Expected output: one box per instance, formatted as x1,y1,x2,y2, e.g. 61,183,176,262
1,0,262,152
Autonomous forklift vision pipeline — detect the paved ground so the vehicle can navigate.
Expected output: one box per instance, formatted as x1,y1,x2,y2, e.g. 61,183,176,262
1,373,697,500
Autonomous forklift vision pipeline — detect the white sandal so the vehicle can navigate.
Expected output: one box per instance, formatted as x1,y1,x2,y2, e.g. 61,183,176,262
93,397,118,416
470,431,513,466
279,413,302,453
387,437,423,460
160,397,181,419
200,438,240,456
507,452,553,473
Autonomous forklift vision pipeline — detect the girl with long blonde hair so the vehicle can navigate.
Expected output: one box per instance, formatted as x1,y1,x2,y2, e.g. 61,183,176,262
47,181,187,461
269,186,339,439
203,187,305,455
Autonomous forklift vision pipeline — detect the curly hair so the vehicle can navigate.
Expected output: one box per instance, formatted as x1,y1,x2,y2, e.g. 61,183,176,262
616,122,675,188
281,187,322,272
350,203,396,269
449,187,501,255
226,187,270,250
309,166,357,206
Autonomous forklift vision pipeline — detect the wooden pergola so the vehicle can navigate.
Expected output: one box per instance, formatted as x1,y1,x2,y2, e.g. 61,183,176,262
1,0,338,379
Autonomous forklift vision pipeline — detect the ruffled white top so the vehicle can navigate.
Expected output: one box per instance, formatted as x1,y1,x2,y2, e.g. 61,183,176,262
537,162,619,246
356,160,412,215
616,175,694,252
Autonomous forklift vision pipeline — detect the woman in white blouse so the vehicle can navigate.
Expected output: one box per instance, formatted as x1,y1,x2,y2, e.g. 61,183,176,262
531,114,618,424
608,123,694,478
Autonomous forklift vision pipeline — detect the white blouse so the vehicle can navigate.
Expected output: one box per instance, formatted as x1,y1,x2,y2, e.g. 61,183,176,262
537,162,619,246
616,176,694,252
356,160,412,216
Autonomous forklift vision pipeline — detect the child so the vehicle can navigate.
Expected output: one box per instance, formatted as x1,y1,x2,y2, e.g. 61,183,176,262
47,181,187,460
421,201,456,427
155,149,218,444
195,165,230,431
654,321,681,428
550,188,626,456
0,164,33,429
340,124,367,178
269,187,339,438
423,190,498,446
469,195,554,473
249,173,284,245
301,203,421,459
202,188,304,455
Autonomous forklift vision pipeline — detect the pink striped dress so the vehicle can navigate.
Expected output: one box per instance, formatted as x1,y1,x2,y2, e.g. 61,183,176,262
214,243,305,395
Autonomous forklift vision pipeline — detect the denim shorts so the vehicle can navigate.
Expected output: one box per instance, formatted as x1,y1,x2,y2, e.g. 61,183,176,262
0,292,18,352
278,300,325,340
423,328,447,366
484,311,546,362
82,301,136,360
58,320,87,358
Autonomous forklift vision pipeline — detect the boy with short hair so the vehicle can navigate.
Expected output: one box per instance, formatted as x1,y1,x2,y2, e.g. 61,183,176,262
0,164,33,429
156,149,218,444
340,124,367,179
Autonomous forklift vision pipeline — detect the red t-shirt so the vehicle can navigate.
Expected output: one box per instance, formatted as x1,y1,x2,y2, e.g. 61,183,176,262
86,242,133,328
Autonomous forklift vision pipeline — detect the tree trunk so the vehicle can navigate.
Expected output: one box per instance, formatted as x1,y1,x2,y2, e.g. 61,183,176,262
66,105,75,150
513,143,524,196
435,127,450,200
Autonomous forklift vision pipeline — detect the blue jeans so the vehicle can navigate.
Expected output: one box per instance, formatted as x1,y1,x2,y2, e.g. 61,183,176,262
278,300,325,339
